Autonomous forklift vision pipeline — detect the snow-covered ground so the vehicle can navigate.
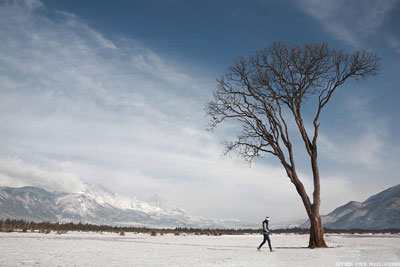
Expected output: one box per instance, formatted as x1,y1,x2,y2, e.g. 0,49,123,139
1,232,399,266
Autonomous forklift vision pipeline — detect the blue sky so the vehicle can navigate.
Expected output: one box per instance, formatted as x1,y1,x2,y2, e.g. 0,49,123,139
0,0,399,223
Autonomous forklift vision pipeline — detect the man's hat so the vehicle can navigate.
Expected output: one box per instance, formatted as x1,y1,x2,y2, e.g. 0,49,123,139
265,216,270,221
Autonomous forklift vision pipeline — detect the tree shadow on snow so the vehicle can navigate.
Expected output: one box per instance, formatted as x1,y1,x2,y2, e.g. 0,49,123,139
273,246,309,249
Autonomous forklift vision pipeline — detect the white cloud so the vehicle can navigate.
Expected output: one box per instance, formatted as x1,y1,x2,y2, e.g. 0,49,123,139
319,131,385,170
320,176,360,214
0,158,85,193
299,0,396,47
1,0,392,224
387,36,400,54
318,93,388,169
0,0,311,223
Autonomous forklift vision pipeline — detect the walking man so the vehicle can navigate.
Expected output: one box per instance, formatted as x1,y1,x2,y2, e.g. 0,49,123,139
257,216,274,252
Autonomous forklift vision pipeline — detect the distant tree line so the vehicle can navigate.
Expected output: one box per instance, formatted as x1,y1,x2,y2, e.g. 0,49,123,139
1,219,399,235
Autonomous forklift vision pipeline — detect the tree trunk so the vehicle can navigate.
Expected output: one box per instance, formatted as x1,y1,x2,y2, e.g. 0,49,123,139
308,212,328,248
308,151,328,248
286,164,328,248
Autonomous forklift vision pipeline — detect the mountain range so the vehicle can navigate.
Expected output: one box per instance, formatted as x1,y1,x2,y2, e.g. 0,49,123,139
301,184,400,229
0,184,258,229
1,183,399,229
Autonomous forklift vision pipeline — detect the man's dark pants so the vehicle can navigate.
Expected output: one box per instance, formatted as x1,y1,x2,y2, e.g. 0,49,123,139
258,233,272,250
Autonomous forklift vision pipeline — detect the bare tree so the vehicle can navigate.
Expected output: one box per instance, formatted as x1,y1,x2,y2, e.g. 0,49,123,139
207,42,380,248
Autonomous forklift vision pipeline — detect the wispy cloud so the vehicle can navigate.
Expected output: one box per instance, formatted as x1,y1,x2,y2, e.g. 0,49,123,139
387,36,400,54
299,0,396,47
0,0,305,222
1,0,395,223
0,158,85,193
318,93,388,169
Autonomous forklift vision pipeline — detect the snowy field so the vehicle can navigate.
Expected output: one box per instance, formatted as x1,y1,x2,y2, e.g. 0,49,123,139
1,232,399,266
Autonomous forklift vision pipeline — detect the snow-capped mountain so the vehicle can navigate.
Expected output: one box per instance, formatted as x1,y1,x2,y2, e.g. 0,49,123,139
0,184,258,229
79,184,169,214
301,184,400,229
